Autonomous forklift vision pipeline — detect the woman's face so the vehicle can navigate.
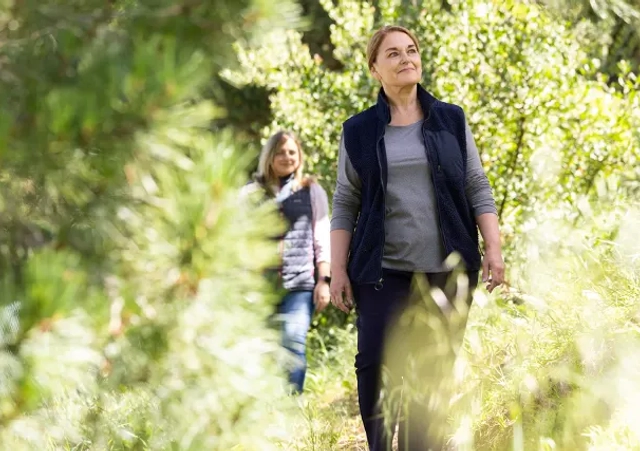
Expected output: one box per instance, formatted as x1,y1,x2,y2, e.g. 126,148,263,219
271,136,300,178
371,31,422,88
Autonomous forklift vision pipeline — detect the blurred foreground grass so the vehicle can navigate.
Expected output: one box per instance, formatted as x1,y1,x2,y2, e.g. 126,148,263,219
1,0,639,449
288,224,640,450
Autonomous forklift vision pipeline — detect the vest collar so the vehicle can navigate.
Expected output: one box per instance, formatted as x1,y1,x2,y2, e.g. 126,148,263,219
375,83,437,124
278,173,295,187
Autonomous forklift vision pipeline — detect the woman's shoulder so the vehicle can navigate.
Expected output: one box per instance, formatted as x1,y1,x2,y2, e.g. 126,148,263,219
239,180,264,197
301,175,322,187
304,177,328,197
432,99,465,117
300,176,315,189
344,105,377,129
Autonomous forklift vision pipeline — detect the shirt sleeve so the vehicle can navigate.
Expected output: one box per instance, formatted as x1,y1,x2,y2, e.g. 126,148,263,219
464,116,498,217
239,181,259,198
330,131,362,231
310,182,331,264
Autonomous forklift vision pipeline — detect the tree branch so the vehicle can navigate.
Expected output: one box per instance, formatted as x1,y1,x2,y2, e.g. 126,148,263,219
498,115,526,218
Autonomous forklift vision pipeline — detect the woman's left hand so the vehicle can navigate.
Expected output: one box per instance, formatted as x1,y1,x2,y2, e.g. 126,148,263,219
482,248,505,293
314,281,331,313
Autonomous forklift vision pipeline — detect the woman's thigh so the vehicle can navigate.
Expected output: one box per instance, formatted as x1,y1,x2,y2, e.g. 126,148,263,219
353,270,413,372
277,291,314,350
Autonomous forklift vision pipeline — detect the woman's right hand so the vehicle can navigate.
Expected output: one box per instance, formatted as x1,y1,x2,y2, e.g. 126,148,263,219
330,269,354,313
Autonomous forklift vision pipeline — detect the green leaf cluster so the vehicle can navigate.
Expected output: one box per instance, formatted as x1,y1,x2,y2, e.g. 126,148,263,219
0,0,302,449
232,0,640,270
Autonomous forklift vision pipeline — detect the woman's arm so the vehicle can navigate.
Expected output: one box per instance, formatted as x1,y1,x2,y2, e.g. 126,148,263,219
330,131,362,271
463,116,505,292
463,119,498,218
330,132,362,234
330,230,352,274
330,132,362,312
476,213,504,292
310,182,332,312
310,182,331,270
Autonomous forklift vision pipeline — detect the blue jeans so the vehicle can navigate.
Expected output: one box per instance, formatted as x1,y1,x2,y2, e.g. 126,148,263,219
276,290,314,393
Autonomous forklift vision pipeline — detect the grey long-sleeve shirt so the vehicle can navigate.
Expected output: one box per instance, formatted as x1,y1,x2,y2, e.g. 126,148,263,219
331,118,497,273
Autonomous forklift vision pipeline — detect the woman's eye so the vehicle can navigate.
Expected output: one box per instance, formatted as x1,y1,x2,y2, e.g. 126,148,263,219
408,48,417,53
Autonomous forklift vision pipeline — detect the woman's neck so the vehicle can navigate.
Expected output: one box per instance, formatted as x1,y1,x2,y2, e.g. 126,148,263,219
385,84,423,126
278,173,295,187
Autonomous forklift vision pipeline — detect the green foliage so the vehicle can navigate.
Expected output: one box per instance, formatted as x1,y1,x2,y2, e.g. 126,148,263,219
0,0,304,449
227,0,640,448
537,0,640,76
2,0,640,449
453,212,640,450
286,324,364,450
288,201,640,450
211,75,273,140
231,0,640,269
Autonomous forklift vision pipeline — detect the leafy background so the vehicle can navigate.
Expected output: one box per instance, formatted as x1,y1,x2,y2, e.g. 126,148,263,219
1,0,640,449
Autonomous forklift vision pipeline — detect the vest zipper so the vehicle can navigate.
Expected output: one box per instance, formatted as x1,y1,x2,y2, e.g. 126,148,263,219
422,108,441,172
277,210,285,285
422,127,449,256
376,134,386,289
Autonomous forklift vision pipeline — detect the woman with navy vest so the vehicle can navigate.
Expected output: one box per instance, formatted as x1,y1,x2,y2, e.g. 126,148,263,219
329,26,505,450
243,130,331,394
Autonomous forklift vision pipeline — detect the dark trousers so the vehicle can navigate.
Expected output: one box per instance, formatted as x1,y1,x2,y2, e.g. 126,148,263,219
353,269,479,451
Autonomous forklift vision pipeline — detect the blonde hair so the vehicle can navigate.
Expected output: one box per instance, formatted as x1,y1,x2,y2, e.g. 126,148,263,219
254,130,309,195
366,25,421,70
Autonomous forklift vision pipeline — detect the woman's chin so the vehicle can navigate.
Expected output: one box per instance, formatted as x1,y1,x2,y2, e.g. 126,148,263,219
392,72,420,86
395,78,420,88
275,168,295,177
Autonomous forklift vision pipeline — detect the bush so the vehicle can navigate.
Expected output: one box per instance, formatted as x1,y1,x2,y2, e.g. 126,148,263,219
0,0,305,449
230,0,640,268
453,203,640,450
229,0,640,447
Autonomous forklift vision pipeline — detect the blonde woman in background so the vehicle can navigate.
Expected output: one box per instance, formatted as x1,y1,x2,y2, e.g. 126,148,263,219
243,130,331,393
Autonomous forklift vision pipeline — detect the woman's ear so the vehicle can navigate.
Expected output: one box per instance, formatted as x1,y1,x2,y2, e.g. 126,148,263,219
370,65,380,82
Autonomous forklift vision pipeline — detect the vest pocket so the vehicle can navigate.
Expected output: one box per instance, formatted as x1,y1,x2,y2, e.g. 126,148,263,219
430,131,464,180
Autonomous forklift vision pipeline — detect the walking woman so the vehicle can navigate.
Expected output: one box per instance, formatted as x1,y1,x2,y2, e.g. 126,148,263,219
244,130,331,393
330,26,505,449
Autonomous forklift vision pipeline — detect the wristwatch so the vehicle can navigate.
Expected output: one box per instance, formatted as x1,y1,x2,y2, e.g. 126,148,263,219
321,275,331,284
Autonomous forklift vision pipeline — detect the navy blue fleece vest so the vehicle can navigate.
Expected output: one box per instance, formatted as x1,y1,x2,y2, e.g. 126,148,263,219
342,84,481,284
279,186,316,291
